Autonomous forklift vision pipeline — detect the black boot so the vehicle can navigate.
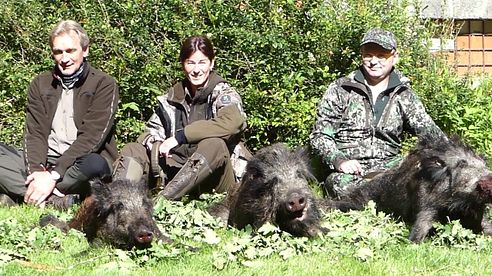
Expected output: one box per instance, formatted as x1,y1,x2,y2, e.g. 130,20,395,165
45,194,80,210
158,153,212,200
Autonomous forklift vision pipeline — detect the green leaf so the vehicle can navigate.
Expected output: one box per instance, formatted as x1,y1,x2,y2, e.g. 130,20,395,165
202,228,221,245
356,247,373,261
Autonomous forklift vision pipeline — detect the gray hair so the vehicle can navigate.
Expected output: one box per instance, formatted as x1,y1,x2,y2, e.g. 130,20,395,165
49,20,90,49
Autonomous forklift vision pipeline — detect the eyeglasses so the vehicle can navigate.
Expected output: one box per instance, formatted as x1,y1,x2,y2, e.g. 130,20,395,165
361,52,395,62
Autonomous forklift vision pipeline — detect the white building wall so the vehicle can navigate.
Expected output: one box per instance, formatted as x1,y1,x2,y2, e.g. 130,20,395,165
419,0,492,19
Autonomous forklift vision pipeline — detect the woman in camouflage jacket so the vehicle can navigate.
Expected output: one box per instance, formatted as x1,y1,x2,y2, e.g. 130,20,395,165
114,35,250,200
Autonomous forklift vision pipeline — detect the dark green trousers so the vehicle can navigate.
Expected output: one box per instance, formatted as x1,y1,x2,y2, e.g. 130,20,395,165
116,137,236,196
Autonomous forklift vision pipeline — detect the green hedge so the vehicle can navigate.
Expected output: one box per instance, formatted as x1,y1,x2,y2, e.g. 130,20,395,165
1,0,491,156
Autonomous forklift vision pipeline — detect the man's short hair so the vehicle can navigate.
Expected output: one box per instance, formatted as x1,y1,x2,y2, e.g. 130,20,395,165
49,20,90,49
361,28,397,51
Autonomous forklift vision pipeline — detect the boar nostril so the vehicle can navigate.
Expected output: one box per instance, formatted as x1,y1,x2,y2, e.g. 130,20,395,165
299,197,305,205
478,177,492,197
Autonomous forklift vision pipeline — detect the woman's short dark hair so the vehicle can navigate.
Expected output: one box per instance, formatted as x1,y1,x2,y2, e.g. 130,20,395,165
179,35,215,63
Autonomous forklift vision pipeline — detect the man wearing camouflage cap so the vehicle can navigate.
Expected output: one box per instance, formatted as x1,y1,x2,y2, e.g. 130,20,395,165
310,27,445,198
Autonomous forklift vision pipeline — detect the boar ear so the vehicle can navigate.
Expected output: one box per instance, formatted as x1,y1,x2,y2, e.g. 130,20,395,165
98,201,115,218
246,159,266,179
90,178,111,199
293,146,316,180
89,178,114,218
421,156,449,182
99,174,113,184
294,145,308,157
479,153,489,163
136,178,149,193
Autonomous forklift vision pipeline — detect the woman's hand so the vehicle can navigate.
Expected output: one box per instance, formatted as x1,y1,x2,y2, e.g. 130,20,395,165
159,137,179,158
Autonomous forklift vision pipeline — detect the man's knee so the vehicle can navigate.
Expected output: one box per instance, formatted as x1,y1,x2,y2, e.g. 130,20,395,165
324,172,365,199
0,144,27,198
77,153,111,178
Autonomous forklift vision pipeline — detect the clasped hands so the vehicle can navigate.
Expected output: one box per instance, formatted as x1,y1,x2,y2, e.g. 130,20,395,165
24,171,63,207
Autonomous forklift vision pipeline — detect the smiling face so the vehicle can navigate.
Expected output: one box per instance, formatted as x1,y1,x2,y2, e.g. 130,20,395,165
182,50,214,92
361,43,398,85
51,30,89,76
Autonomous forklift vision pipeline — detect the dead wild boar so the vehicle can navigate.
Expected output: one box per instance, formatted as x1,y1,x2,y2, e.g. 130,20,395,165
335,136,492,243
226,143,326,237
40,178,170,249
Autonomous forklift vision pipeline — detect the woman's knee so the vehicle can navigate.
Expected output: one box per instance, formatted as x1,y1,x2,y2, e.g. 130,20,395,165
196,138,230,161
120,142,146,157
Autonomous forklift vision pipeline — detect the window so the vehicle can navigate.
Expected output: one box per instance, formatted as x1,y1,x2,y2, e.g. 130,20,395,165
451,20,492,75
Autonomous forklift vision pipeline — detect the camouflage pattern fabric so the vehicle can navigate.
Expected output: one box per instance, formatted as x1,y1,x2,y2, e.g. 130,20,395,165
361,27,397,50
139,74,249,181
310,67,445,197
324,155,403,198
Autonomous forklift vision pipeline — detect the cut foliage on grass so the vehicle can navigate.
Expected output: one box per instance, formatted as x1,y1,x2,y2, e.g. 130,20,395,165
2,197,492,274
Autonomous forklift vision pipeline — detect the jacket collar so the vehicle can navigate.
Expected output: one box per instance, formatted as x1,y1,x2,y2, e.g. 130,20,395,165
343,66,409,96
167,71,226,105
51,61,91,89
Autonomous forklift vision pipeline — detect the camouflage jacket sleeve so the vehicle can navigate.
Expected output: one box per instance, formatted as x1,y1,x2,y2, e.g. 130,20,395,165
137,94,173,147
184,82,246,143
309,82,349,169
400,89,446,140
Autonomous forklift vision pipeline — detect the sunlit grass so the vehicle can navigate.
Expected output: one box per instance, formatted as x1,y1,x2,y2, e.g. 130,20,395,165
1,201,492,275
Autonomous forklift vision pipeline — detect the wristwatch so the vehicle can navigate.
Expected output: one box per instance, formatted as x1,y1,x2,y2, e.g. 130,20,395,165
50,170,61,182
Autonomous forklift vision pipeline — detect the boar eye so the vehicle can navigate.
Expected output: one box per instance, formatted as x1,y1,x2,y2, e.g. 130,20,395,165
456,159,468,168
113,202,124,212
296,169,304,179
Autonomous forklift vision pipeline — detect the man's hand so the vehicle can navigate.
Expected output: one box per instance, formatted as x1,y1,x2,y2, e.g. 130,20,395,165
337,160,364,175
159,137,178,158
24,171,56,206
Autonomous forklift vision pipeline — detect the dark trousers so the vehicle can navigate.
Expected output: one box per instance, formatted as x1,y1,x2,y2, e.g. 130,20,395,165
117,137,236,196
0,142,111,202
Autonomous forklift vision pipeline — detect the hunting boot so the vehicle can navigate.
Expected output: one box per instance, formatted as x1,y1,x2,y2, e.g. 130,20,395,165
0,194,16,207
158,152,212,200
45,194,80,210
112,155,144,182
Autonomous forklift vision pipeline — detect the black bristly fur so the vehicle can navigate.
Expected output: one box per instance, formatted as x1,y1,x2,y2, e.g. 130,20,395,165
336,136,492,243
226,143,326,238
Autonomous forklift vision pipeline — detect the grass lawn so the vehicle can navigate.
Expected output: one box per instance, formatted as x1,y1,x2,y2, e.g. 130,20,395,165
1,201,492,275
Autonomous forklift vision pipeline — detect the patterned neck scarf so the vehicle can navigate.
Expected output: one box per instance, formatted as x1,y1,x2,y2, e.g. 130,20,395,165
54,61,86,89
